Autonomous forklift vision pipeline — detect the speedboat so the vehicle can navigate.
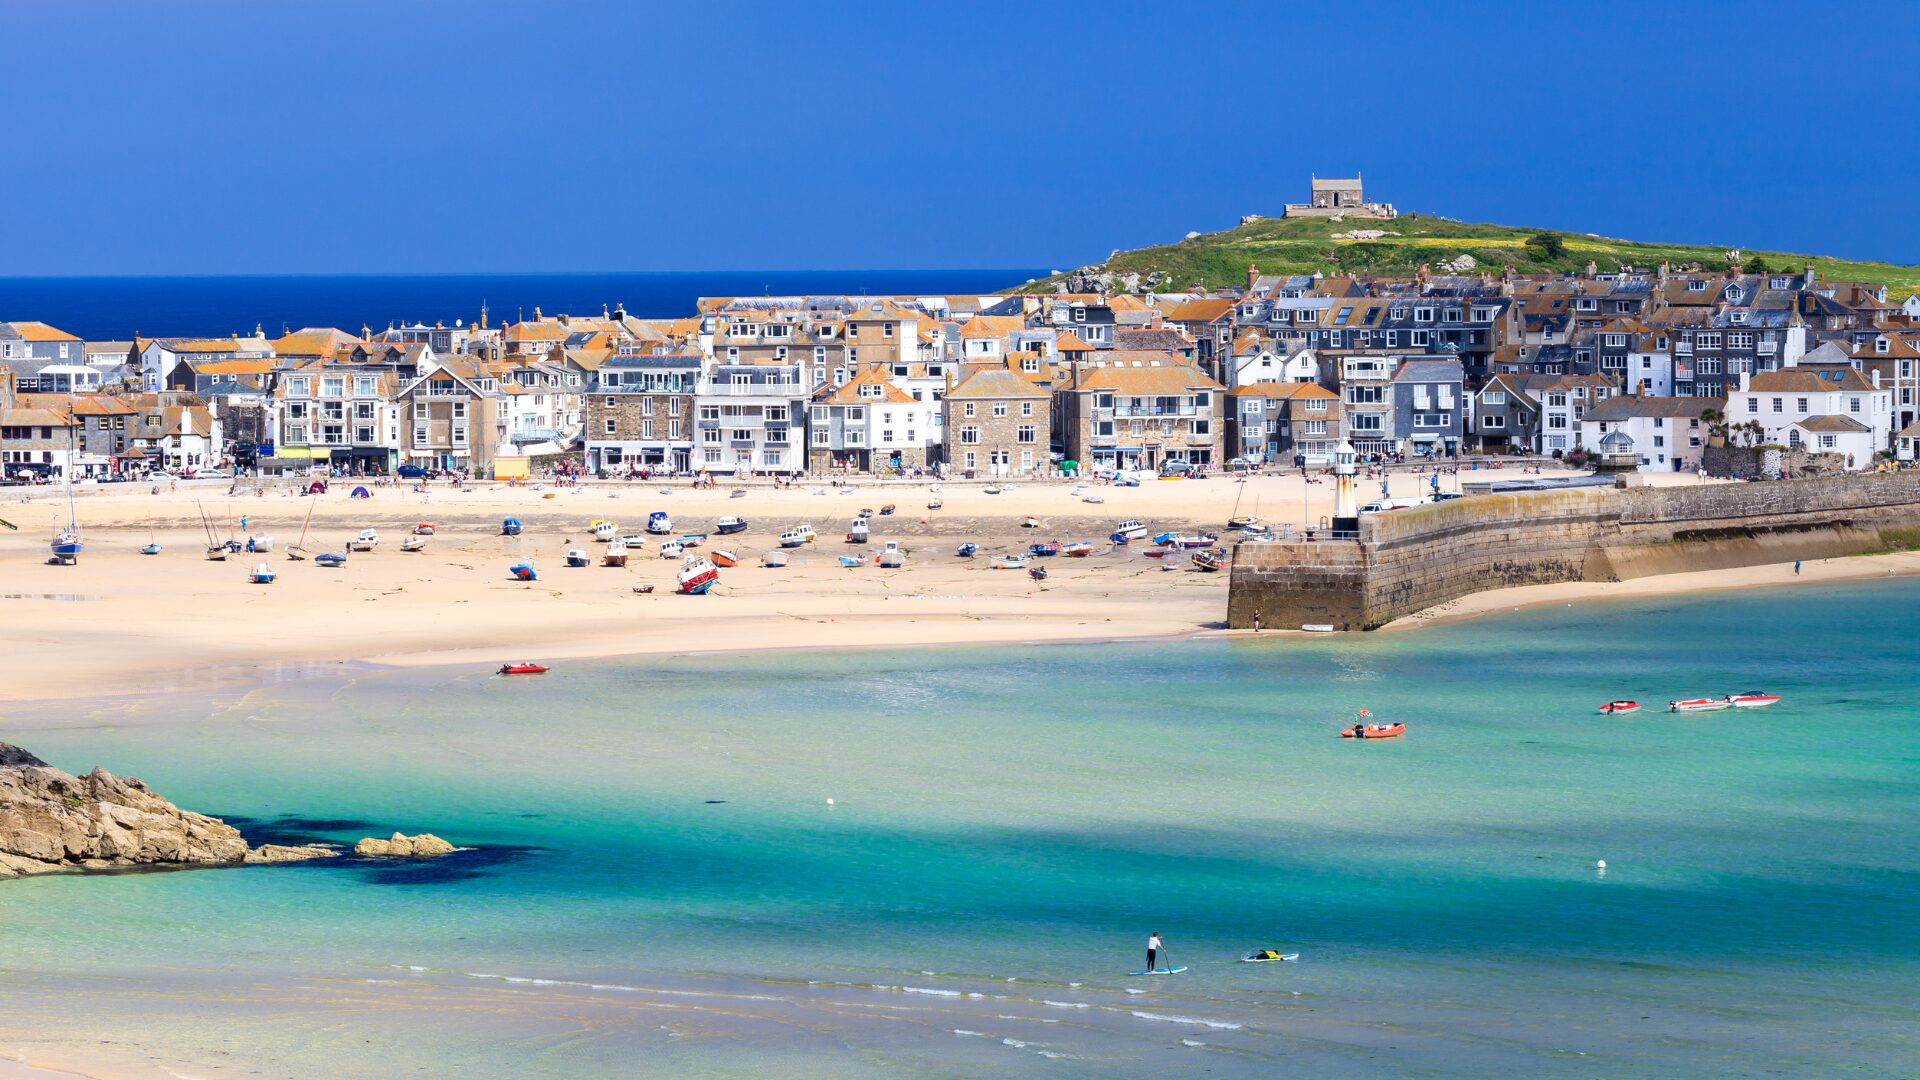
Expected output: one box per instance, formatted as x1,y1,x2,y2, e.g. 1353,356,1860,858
498,662,549,675
956,542,979,558
1342,723,1406,739
565,548,590,567
1598,700,1641,715
877,541,904,568
401,535,427,552
1668,697,1730,713
992,553,1030,570
1110,520,1147,543
1728,691,1780,708
716,516,748,535
710,549,739,568
677,554,719,594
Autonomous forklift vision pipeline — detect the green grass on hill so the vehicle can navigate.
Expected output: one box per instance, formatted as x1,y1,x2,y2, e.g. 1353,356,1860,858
1014,214,1920,300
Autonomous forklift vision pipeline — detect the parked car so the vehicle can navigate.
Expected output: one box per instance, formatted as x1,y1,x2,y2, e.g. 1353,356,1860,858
397,465,430,479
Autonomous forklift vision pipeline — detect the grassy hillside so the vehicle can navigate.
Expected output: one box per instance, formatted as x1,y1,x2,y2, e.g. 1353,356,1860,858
1016,214,1920,299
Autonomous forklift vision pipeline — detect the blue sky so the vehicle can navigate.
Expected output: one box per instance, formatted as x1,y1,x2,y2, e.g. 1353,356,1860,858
3,1,1915,276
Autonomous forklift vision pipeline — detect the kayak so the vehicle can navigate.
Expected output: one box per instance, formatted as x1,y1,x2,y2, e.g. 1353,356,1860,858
1598,700,1641,715
1342,723,1405,739
1126,967,1187,976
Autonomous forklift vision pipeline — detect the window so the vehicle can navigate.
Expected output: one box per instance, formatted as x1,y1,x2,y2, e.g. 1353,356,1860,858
1190,419,1210,436
1483,391,1507,405
642,419,654,439
604,396,616,408
700,405,720,420
992,402,1007,417
705,449,722,464
1746,398,1759,413
1016,424,1036,443
1482,415,1504,430
1849,397,1861,414
730,429,752,443
958,426,980,444
414,426,429,446
1796,397,1809,412
1819,434,1836,449
604,418,617,435
1093,420,1114,437
1772,398,1784,413
762,450,782,466
963,402,976,418
451,425,467,446
813,428,830,446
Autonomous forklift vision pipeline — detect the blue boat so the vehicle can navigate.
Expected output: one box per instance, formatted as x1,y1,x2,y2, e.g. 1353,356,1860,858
838,555,866,568
315,552,347,568
1151,531,1180,546
646,511,673,535
956,542,978,558
501,517,523,536
510,561,537,581
716,516,748,535
1028,542,1061,557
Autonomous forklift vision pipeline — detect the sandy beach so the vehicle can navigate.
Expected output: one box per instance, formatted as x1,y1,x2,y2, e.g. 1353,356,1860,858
4,466,1903,702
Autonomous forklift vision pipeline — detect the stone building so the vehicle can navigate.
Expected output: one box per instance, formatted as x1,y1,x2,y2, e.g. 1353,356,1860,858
1226,381,1341,465
942,368,1050,478
808,364,937,473
395,362,500,475
1282,174,1396,220
584,352,701,475
1054,363,1223,473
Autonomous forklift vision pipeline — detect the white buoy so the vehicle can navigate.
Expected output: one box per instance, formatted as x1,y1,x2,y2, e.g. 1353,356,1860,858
1596,859,1607,870
826,798,835,806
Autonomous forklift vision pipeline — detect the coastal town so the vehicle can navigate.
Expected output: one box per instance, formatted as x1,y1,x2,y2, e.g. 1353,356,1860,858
6,180,1920,487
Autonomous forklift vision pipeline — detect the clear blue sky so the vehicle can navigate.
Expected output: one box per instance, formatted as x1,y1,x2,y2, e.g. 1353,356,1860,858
3,0,1914,276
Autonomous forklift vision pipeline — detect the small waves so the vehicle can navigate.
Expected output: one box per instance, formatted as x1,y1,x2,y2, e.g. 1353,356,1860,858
1131,1010,1243,1030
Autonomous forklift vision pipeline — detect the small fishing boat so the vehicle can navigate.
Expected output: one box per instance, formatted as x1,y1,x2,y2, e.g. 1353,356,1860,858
1142,548,1168,558
955,542,978,558
1668,697,1730,713
992,553,1030,570
501,517,523,536
857,508,875,519
1110,520,1147,543
1083,495,1105,504
509,561,538,581
413,522,437,536
632,584,656,594
591,520,618,542
984,485,1002,495
878,504,896,516
710,549,739,568
565,548,590,567
401,535,427,553
1728,691,1780,708
1064,541,1093,557
244,535,275,553
1342,723,1406,739
677,554,719,594
779,528,810,549
1028,542,1061,557
646,511,673,535
838,555,867,568
877,540,904,568
248,562,276,585
348,528,380,552
205,544,229,561
140,542,162,556
603,539,630,567
616,532,648,547
315,552,347,568
1071,483,1088,496
659,540,685,559
1168,532,1220,549
729,488,747,499
845,518,869,544
1028,565,1047,582
1598,700,1641,715
1113,475,1140,488
1151,531,1179,546
761,550,788,568
1301,623,1335,633
1228,515,1261,530
716,516,748,535
498,661,549,675
1021,516,1039,529
1190,549,1224,572
678,533,708,548
926,498,943,510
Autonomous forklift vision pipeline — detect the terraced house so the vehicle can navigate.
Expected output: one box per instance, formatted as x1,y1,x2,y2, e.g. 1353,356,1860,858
696,364,806,475
584,352,700,475
942,368,1049,478
1225,381,1340,465
272,364,401,473
1054,363,1223,473
808,365,938,473
398,361,502,475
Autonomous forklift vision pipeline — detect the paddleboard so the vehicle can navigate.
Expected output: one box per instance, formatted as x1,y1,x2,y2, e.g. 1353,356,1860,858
1126,966,1187,976
1242,952,1300,963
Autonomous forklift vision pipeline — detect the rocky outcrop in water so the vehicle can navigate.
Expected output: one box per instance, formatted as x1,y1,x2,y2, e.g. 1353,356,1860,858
354,832,456,857
0,742,338,878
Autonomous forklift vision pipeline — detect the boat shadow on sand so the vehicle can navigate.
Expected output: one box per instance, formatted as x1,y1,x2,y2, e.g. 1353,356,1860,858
221,813,547,886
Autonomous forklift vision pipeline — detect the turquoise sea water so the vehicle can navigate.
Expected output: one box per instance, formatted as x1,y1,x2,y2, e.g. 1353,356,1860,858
3,581,1918,1078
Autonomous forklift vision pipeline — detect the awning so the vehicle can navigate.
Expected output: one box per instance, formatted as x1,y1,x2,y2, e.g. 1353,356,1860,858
274,447,329,459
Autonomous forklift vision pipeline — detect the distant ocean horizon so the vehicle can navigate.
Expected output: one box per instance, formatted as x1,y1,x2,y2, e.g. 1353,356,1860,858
0,269,1050,341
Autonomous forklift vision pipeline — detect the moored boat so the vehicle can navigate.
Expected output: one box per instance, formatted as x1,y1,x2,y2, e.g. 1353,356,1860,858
659,540,685,559
1021,516,1039,528
955,542,979,558
992,553,1030,570
838,555,866,568
1029,542,1061,557
501,517,523,536
729,488,747,499
315,552,346,568
779,528,810,548
498,661,549,675
1598,700,1641,715
878,504,896,516
646,511,673,535
1342,722,1406,739
401,536,427,552
678,533,707,547
1064,541,1093,557
1668,697,1730,713
509,561,538,581
565,548,590,567
1190,549,1224,572
602,539,629,567
140,543,162,556
248,562,275,585
716,516,748,535
877,540,904,568
845,518,869,544
761,550,788,568
710,549,739,568
926,498,943,510
1110,519,1147,543
591,520,618,542
677,554,719,594
414,522,437,536
1728,691,1780,708
1028,564,1047,582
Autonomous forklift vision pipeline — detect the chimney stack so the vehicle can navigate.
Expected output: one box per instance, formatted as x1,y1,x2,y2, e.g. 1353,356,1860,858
1246,263,1261,293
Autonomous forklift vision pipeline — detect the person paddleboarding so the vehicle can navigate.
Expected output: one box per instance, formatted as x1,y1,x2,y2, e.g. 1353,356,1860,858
1147,931,1164,973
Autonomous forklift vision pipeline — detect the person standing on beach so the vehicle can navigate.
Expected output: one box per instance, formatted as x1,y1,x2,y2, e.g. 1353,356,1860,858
1251,608,1262,633
1147,932,1164,972
1795,560,1802,575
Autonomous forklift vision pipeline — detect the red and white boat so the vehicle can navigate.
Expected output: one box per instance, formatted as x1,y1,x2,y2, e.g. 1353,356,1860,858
1728,691,1780,708
1598,700,1641,715
1342,722,1406,739
677,554,719,595
1668,697,1730,713
709,549,739,568
498,662,549,675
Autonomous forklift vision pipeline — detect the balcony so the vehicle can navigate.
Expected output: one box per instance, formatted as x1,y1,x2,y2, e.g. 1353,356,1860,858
1113,406,1202,418
1756,341,1779,354
1674,342,1693,355
704,381,801,397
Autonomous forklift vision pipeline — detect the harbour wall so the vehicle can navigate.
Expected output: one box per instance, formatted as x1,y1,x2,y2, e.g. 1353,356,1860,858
1227,473,1920,630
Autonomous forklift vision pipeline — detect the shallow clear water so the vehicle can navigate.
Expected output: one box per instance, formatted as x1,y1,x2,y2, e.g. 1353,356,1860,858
4,581,1917,1078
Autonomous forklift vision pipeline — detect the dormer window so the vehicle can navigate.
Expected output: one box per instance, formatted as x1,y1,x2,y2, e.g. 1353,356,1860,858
1730,311,1749,324
1687,280,1708,292
1772,277,1791,289
1021,357,1040,373
1575,298,1598,312
1414,308,1435,323
1876,337,1890,354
